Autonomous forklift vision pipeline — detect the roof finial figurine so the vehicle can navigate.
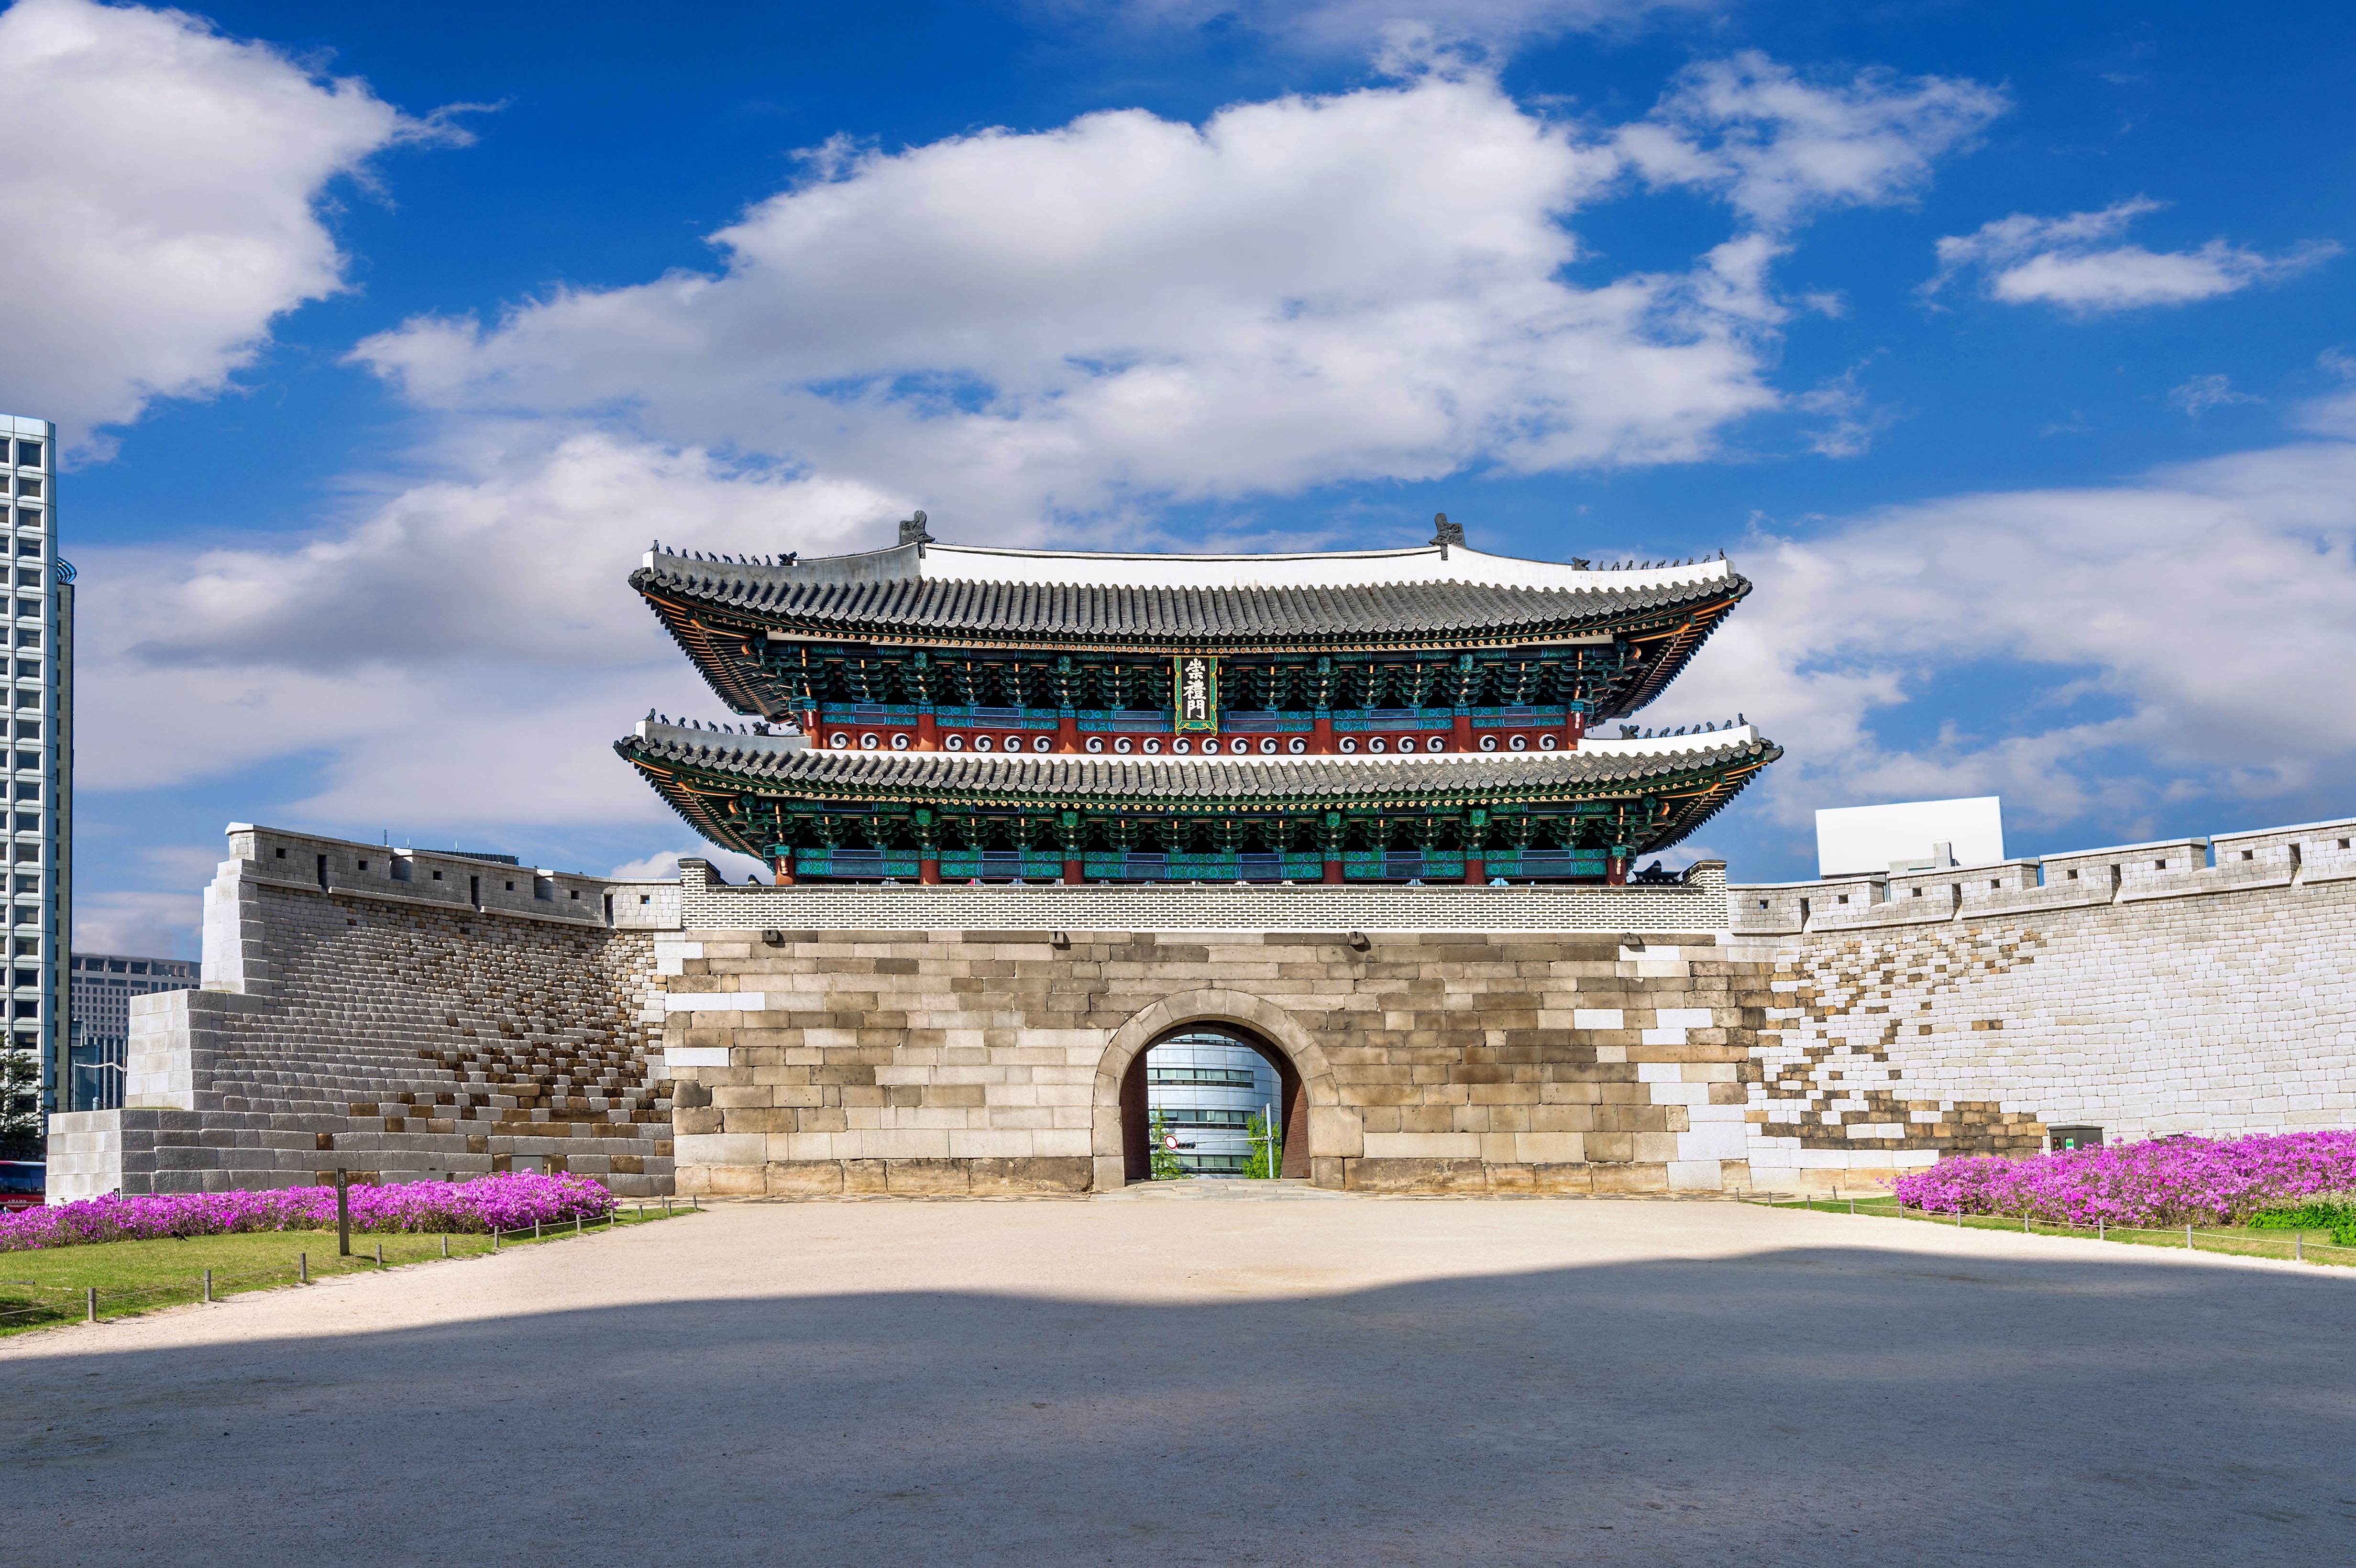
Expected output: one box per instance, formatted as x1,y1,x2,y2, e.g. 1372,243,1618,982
1431,512,1464,555
899,510,934,547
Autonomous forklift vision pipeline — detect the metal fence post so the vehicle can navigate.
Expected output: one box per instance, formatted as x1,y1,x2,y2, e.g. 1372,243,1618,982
2295,1232,2303,1262
375,1241,385,1267
534,1218,543,1240
299,1251,308,1283
203,1269,212,1304
493,1226,501,1252
86,1286,96,1323
2186,1225,2194,1252
336,1166,352,1257
442,1233,450,1259
575,1213,583,1236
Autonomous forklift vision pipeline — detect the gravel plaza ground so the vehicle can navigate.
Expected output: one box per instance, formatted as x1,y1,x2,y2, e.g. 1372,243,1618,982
3,1186,2351,1567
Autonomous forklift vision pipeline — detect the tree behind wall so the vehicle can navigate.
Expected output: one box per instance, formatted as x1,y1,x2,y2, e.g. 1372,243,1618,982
0,1042,41,1159
1243,1110,1283,1179
1148,1111,1190,1181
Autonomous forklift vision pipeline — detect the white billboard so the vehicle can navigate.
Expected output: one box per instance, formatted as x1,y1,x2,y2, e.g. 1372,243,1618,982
1815,796,2004,877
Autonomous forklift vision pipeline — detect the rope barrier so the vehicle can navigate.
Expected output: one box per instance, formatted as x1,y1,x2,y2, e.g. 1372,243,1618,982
1741,1195,2356,1268
0,1202,705,1329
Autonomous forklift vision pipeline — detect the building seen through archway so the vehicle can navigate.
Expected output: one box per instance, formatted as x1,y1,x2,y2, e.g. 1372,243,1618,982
1145,1029,1281,1176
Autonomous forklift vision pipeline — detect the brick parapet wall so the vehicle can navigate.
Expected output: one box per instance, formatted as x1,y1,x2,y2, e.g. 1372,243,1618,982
677,859,1731,932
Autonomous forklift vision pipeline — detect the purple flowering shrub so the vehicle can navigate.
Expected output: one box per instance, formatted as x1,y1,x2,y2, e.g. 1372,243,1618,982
1889,1131,2356,1228
0,1172,616,1252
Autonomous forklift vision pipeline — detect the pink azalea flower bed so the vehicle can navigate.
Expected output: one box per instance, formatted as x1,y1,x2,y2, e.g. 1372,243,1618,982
0,1172,615,1252
1889,1131,2356,1228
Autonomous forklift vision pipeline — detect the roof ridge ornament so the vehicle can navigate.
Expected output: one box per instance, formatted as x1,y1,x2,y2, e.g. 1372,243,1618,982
899,510,934,548
1430,513,1464,558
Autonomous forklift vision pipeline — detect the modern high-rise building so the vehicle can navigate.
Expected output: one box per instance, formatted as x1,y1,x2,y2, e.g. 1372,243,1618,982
0,416,68,1151
67,953,196,1112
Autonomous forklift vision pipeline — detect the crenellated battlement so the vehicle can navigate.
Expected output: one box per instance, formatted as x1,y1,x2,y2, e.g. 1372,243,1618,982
1727,816,2356,935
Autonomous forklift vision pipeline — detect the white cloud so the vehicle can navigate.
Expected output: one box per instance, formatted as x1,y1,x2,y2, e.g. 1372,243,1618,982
355,60,2001,536
1618,51,2006,230
107,432,896,674
1793,362,1902,458
1066,0,1717,56
71,846,220,955
608,847,769,885
2167,374,2258,417
0,0,465,450
1930,198,2340,315
75,889,199,959
71,434,893,827
1675,439,2356,839
2297,350,2356,439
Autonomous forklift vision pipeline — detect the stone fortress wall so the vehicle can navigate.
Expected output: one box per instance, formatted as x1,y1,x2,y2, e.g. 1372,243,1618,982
655,914,1763,1198
45,827,680,1200
43,812,2356,1200
1726,816,2356,1188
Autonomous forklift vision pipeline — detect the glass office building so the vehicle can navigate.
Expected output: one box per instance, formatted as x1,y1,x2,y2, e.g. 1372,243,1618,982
67,953,197,1112
1145,1029,1282,1177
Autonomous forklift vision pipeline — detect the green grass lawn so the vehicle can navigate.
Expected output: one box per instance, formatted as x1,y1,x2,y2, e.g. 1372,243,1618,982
0,1204,701,1335
1741,1193,2356,1266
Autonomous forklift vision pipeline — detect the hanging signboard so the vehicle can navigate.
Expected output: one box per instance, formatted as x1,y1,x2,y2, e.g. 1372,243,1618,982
1173,654,1219,733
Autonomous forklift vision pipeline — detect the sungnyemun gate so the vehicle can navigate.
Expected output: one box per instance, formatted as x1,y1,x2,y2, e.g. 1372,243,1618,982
609,514,1788,1197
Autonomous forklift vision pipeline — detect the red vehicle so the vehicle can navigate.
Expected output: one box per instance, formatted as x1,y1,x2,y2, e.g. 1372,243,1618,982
0,1161,43,1212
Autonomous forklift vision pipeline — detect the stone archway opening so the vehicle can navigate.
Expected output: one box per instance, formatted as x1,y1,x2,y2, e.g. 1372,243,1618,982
1119,1022,1310,1182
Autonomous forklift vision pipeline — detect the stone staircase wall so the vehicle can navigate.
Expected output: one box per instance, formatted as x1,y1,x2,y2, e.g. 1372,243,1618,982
48,833,681,1200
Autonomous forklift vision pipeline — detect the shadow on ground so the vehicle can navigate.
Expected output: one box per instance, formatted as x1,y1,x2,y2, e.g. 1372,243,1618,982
5,1242,2351,1566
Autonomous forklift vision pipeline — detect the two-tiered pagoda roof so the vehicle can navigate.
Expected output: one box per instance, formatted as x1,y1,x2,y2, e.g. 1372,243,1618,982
618,518,1777,886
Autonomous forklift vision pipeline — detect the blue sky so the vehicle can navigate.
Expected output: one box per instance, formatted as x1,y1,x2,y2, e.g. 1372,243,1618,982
5,0,2352,953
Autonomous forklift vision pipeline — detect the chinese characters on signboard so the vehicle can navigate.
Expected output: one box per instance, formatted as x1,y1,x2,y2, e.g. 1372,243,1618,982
1173,655,1219,732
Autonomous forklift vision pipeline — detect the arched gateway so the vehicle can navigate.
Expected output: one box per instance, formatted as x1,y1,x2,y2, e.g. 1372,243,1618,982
1092,989,1336,1190
620,516,1778,1200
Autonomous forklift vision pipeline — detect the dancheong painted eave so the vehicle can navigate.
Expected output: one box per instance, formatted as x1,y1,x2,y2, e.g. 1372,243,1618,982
614,720,1781,862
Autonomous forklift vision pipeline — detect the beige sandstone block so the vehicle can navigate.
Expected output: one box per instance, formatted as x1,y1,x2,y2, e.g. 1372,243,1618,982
1361,1131,1479,1159
763,1160,843,1197
1310,1104,1366,1158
